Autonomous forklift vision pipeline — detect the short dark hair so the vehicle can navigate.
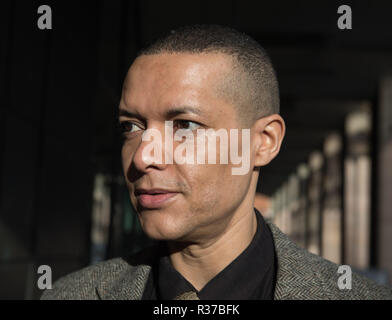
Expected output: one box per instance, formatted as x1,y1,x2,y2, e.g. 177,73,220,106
138,25,280,124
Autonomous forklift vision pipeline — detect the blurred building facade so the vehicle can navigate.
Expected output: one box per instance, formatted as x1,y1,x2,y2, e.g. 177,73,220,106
272,106,373,268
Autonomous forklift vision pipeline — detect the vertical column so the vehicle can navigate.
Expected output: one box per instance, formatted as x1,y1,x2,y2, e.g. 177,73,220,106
90,174,111,264
344,105,372,269
377,77,392,281
273,182,291,235
297,163,309,249
322,133,343,264
287,174,299,242
307,151,324,256
272,187,284,232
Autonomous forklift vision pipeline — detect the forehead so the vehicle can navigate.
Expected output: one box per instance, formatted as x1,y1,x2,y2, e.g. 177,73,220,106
120,52,234,117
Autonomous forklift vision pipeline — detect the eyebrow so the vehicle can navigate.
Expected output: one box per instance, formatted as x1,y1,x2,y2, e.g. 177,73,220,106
165,106,203,118
118,106,204,120
118,109,140,119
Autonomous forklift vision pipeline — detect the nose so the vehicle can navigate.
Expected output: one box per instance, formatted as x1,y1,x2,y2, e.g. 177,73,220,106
132,127,168,173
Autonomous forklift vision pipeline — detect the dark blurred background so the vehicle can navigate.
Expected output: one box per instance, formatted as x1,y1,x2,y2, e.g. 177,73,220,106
1,0,392,299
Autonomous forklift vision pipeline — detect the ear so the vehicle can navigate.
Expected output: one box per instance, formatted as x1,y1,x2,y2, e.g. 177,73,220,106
253,114,285,167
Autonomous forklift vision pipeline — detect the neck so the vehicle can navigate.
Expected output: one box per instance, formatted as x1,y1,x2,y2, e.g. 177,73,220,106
167,205,258,291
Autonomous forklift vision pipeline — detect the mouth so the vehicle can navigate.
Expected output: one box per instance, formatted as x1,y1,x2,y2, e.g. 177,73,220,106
135,188,179,209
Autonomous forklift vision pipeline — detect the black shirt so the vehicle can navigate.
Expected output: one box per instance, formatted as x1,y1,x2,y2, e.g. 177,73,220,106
141,208,276,300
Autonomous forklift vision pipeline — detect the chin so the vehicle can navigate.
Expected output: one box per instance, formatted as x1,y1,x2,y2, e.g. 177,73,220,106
140,214,189,241
144,228,188,242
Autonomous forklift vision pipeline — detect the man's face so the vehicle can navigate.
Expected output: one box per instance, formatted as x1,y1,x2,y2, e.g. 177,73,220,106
119,52,255,242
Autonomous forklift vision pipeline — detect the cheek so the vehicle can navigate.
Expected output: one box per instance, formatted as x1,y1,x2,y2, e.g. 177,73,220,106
180,163,236,209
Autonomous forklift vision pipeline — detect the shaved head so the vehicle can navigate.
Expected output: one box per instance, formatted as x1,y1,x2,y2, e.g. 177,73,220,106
137,24,280,126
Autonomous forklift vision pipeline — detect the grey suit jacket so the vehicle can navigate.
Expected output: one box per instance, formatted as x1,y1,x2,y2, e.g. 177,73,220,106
41,221,392,300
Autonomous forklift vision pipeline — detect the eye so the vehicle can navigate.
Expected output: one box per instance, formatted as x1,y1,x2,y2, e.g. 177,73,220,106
174,120,202,131
119,121,143,134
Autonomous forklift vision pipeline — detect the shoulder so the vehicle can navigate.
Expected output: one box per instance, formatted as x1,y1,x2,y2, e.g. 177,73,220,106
302,247,392,300
41,244,162,300
266,221,392,300
40,257,130,300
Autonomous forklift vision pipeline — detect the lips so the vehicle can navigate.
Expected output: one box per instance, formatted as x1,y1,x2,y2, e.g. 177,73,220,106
135,189,179,209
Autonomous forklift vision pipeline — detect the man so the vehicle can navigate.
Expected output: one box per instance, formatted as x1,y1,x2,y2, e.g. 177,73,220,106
42,25,392,300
